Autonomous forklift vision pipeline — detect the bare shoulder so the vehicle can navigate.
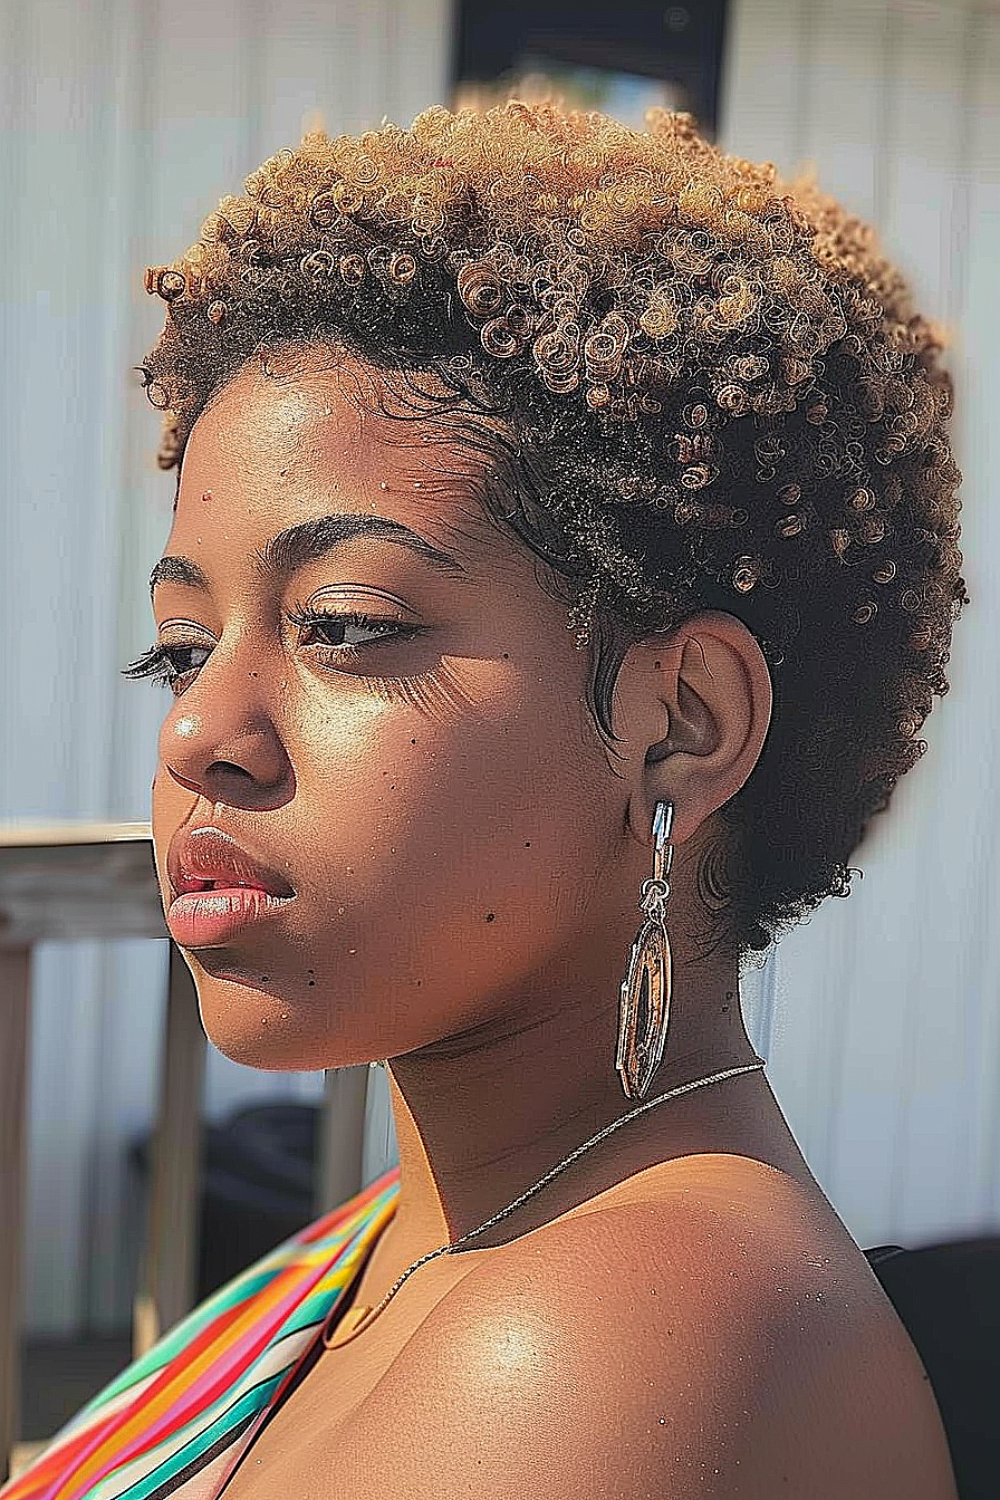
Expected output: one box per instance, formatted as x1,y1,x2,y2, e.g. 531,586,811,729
333,1166,959,1500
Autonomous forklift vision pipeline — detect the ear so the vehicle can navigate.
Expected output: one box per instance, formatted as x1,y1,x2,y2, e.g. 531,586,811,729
611,611,773,849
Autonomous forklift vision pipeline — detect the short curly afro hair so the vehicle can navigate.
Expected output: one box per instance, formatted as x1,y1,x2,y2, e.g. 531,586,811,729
138,100,969,966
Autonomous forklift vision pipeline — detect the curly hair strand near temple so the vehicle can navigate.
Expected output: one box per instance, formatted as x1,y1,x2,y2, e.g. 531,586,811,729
138,101,969,967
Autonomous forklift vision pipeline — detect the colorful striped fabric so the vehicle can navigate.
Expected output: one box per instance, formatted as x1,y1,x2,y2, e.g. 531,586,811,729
1,1164,402,1500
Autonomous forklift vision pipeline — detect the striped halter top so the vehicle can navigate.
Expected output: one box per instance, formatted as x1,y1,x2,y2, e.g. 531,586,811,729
0,1165,402,1500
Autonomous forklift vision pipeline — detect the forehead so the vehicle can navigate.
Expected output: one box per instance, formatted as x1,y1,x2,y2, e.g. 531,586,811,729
168,350,511,574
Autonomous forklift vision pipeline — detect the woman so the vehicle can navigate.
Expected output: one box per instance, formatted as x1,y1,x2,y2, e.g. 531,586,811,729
5,102,965,1499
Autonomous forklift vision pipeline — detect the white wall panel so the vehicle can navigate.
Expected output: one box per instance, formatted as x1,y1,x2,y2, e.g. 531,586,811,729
938,6,1000,1231
724,0,1000,1251
875,0,980,1246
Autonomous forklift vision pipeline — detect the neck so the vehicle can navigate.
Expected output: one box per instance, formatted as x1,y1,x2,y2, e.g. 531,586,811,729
379,940,766,1264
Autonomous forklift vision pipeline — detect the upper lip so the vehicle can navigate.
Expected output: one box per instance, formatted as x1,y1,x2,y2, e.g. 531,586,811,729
167,826,295,899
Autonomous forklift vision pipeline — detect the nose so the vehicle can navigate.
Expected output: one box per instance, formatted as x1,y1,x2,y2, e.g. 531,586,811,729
159,652,291,803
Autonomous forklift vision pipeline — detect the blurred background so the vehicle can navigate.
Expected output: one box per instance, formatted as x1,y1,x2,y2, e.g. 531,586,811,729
1,0,998,1451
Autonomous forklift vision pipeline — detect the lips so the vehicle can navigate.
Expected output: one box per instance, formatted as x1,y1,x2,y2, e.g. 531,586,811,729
167,825,295,899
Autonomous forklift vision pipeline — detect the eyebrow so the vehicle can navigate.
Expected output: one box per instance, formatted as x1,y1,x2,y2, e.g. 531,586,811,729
149,512,467,603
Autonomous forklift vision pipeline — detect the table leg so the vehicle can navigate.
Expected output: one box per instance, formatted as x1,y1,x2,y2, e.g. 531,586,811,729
0,945,31,1484
134,943,206,1358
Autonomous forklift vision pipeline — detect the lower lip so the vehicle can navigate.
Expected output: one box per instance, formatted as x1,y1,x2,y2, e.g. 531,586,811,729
166,887,295,947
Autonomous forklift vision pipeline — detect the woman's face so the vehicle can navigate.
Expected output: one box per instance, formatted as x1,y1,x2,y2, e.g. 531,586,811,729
149,350,630,1071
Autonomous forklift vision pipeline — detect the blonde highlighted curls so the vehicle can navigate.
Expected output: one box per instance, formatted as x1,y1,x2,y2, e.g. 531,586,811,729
138,101,969,961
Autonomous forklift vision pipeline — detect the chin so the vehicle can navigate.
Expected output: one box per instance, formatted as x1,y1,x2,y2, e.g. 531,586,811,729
189,959,381,1072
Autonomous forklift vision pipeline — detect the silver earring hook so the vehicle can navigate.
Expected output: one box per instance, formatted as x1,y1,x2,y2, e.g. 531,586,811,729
651,799,674,885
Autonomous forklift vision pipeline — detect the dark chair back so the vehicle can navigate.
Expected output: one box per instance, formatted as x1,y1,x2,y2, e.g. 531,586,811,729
863,1237,1000,1500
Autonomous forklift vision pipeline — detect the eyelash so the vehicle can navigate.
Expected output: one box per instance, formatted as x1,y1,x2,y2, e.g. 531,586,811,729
120,606,424,694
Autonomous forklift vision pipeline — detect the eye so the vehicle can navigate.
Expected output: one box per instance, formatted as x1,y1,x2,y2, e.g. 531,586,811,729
120,608,424,695
120,642,211,694
285,604,423,663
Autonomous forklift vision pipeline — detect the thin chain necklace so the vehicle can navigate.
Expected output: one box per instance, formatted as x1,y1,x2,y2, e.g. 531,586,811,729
322,1055,767,1348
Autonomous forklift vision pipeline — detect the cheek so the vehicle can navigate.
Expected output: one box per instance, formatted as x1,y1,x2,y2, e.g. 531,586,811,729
145,657,618,1069
289,678,609,945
